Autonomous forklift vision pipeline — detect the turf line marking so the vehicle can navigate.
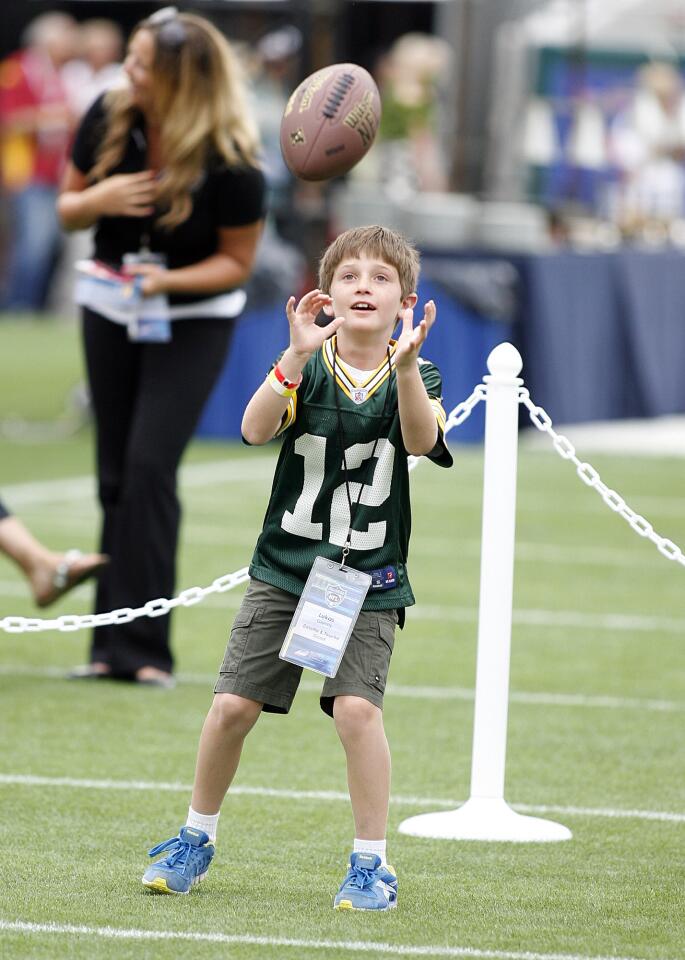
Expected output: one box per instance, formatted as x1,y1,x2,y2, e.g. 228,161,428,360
415,606,685,634
0,774,682,823
414,540,663,569
0,921,675,960
7,460,685,520
1,459,274,507
382,685,685,713
0,663,681,713
0,579,242,606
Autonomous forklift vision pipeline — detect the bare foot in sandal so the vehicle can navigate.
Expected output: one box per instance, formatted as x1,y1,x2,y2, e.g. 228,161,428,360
0,514,108,607
32,549,109,608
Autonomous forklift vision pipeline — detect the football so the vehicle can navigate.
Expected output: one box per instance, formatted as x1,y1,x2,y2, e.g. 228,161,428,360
280,63,381,181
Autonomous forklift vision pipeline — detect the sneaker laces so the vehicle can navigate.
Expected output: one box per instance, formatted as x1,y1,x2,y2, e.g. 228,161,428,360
147,835,193,869
345,863,377,890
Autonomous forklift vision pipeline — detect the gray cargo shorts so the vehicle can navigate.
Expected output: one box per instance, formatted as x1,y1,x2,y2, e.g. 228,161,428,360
215,578,398,716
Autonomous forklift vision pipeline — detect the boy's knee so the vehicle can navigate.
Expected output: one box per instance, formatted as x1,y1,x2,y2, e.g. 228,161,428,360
209,693,262,734
333,695,381,735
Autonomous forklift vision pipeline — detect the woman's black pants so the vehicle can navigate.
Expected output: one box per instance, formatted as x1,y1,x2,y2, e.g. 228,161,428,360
82,308,234,676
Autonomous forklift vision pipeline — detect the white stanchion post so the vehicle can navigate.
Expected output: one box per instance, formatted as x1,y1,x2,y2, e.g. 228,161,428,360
399,343,571,842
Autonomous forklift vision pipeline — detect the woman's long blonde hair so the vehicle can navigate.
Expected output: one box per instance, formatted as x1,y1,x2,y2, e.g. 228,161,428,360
90,12,261,229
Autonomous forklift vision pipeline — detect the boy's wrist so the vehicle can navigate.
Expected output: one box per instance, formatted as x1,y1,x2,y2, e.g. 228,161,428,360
394,356,419,376
272,362,302,391
281,346,311,376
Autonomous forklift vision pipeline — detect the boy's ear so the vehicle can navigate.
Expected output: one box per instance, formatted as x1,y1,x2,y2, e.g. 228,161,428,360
322,301,335,317
401,292,418,311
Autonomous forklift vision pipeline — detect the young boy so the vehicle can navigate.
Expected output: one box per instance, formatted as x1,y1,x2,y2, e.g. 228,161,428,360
141,225,453,910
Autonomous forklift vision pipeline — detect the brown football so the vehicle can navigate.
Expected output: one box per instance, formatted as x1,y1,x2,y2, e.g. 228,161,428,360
280,63,381,181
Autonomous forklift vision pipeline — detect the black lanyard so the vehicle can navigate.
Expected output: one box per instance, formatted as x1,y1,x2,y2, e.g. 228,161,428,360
333,340,393,565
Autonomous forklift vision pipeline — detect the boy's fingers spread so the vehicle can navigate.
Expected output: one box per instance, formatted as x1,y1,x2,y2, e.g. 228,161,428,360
297,291,324,311
410,320,427,346
401,308,414,330
310,293,331,309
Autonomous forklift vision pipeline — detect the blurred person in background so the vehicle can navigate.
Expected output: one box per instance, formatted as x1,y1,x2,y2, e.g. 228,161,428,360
371,33,452,195
608,61,685,233
57,7,266,688
249,26,301,242
242,26,307,305
0,497,107,608
0,11,79,312
51,19,125,317
62,18,125,119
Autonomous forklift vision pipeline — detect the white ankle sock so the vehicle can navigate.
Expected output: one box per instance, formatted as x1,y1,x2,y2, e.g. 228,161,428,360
187,806,220,842
353,837,386,865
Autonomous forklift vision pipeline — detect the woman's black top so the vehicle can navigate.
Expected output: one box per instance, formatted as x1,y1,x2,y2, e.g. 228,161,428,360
71,94,266,303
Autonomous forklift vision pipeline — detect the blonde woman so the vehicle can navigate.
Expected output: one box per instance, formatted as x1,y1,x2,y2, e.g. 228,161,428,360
58,8,266,687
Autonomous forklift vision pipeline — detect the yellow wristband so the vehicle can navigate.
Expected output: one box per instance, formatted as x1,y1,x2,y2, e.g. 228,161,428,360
266,369,298,397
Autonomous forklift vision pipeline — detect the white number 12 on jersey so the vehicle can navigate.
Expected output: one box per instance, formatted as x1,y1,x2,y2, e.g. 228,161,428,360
281,433,395,550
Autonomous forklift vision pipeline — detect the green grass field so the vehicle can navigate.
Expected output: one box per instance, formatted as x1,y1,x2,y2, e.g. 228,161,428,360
1,320,684,959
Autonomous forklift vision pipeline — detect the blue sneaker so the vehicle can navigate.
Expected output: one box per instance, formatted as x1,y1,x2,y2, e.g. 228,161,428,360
142,826,214,895
333,852,398,911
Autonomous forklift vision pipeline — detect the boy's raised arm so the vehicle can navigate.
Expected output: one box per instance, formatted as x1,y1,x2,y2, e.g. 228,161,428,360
241,290,345,445
394,301,439,457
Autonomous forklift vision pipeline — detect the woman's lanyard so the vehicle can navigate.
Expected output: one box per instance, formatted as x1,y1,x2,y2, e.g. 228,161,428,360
333,342,393,566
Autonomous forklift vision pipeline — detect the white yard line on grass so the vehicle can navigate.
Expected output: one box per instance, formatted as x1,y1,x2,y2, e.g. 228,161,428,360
0,663,682,713
6,459,685,520
414,540,664,569
0,579,241,605
381,684,685,714
0,920,677,960
0,774,683,824
415,605,685,634
1,460,273,507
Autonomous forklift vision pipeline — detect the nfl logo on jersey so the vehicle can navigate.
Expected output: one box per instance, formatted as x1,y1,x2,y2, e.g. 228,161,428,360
352,388,367,405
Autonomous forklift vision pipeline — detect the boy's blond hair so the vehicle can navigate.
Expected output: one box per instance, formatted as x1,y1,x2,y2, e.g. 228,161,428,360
318,225,420,300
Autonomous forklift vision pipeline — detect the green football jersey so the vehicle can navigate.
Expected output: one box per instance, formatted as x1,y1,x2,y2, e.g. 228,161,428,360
249,335,453,609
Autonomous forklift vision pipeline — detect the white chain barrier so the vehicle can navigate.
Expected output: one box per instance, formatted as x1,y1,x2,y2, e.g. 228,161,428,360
3,379,683,634
0,568,250,634
519,388,685,568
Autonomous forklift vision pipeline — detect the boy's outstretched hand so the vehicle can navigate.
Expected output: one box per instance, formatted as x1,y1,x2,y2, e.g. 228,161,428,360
394,300,436,370
286,290,345,359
